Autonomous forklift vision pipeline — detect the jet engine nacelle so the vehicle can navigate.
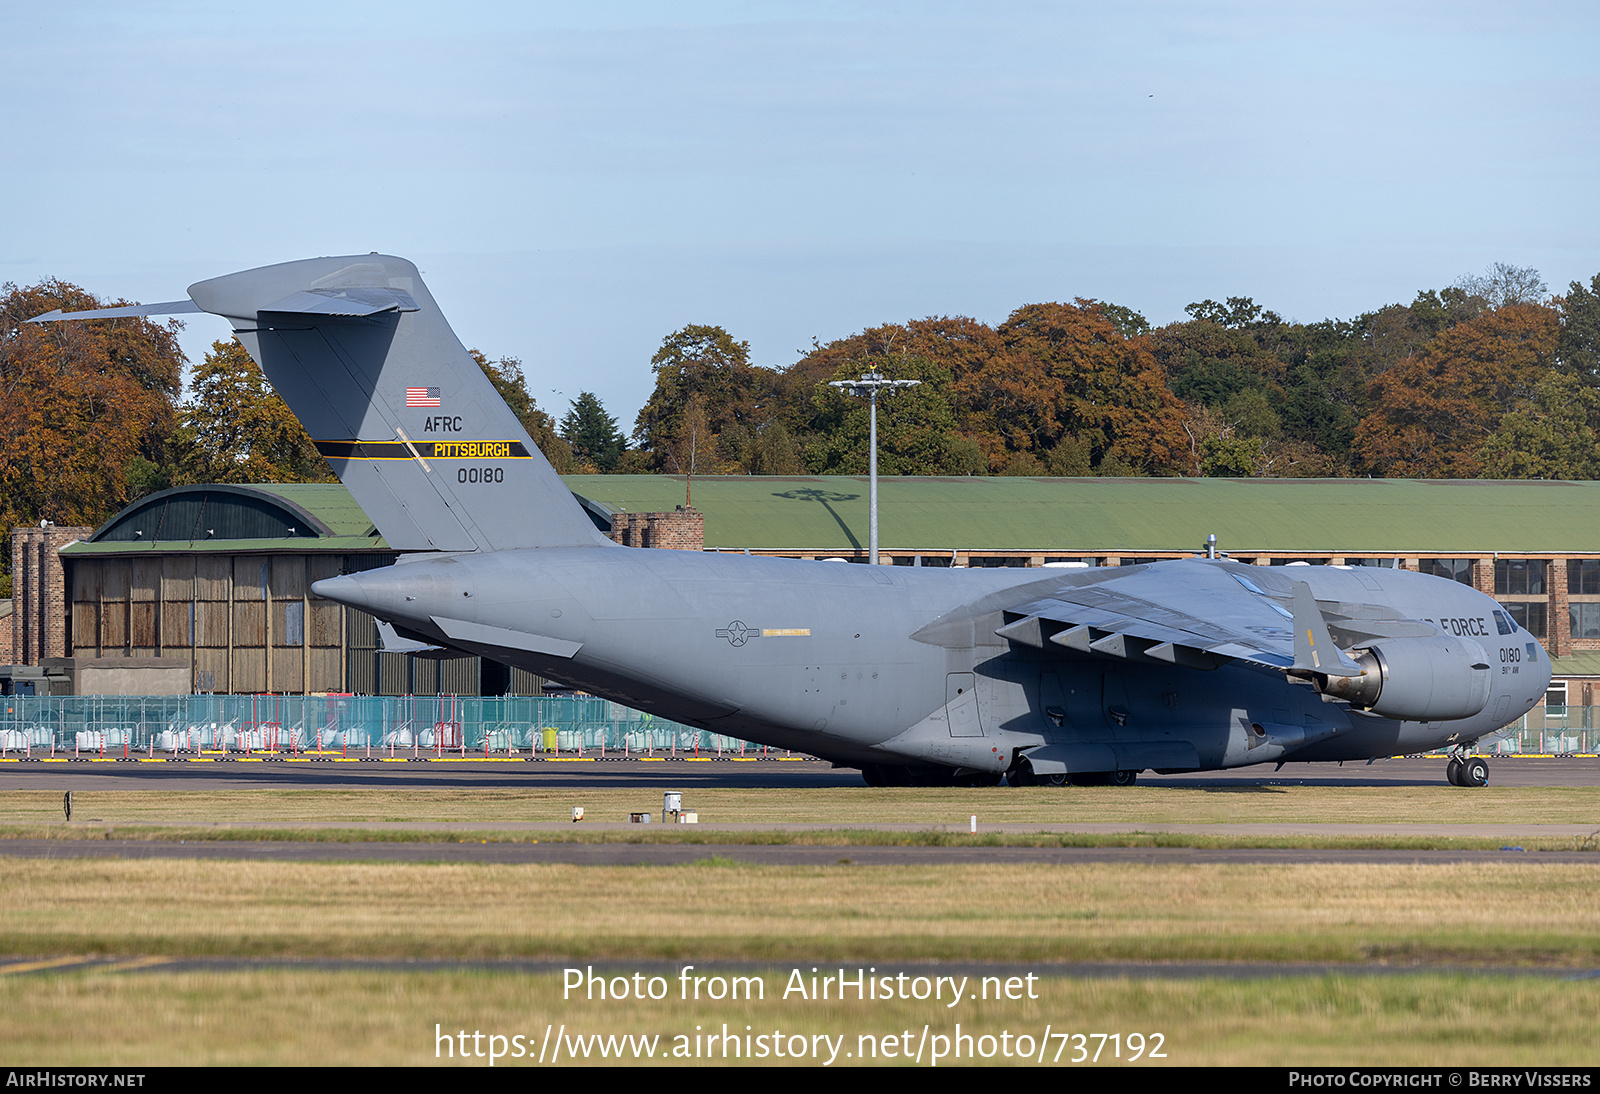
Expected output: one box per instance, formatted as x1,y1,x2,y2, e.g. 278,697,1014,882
1315,636,1492,721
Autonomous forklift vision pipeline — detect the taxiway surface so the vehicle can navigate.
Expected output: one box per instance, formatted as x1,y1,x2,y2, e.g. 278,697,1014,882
0,755,1596,790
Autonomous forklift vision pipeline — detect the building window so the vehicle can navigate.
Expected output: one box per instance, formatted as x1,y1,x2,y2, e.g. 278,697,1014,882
1495,559,1546,595
284,601,305,646
1421,559,1473,584
1572,604,1600,639
1503,602,1547,637
1571,560,1600,595
1346,557,1398,568
1271,558,1327,566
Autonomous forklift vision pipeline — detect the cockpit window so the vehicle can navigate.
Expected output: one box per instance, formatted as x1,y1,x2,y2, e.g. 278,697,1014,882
1493,610,1516,636
1525,642,1539,662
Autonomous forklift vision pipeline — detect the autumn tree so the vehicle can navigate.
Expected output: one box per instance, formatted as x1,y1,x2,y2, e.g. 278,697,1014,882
174,340,333,485
1352,303,1560,477
998,302,1190,475
0,280,183,530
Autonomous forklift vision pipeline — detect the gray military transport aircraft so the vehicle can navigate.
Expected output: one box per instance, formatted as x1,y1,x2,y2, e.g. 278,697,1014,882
31,254,1550,787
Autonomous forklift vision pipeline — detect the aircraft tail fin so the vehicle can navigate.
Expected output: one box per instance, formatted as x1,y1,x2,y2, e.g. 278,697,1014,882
178,255,610,552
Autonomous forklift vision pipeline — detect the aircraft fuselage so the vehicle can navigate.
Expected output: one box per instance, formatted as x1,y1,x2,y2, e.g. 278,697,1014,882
312,550,1549,776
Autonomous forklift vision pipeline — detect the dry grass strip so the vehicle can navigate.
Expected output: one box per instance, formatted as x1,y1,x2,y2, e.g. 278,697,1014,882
2,785,1598,828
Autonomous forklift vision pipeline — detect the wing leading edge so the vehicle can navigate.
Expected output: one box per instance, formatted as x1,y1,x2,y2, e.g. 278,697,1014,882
916,559,1424,674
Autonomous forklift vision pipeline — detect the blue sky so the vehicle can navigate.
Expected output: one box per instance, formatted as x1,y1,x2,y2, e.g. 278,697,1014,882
4,1,1597,431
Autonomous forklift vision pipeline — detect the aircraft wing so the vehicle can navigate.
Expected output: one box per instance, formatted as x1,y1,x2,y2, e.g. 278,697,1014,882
915,561,1381,674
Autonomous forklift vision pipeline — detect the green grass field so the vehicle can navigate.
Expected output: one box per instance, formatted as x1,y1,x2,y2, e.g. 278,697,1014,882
4,858,1598,963
3,968,1595,1066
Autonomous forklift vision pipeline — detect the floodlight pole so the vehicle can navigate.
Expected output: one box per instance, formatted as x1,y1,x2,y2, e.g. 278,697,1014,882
827,368,920,565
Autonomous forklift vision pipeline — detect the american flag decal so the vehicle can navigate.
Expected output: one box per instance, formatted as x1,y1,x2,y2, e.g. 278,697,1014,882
406,386,441,407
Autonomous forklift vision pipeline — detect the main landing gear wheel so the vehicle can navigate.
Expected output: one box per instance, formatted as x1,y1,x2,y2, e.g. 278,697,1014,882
1446,756,1488,787
1108,769,1139,787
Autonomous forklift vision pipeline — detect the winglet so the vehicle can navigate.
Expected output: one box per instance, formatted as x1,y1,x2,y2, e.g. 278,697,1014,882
1291,581,1363,677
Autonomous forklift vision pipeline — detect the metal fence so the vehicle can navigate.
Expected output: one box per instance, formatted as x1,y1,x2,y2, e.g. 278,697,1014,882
0,694,776,757
1503,705,1600,755
0,694,1594,758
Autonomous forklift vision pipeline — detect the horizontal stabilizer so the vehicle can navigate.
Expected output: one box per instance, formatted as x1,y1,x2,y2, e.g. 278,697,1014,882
26,300,202,323
263,287,420,316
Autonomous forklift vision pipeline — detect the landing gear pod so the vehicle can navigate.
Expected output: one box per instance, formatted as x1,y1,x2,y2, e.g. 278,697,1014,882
1315,637,1492,721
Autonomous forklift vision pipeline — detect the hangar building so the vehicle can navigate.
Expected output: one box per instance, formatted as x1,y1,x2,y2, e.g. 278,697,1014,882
5,475,1597,718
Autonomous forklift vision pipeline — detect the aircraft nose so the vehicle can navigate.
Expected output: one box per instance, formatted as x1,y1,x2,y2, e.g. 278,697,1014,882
311,573,369,608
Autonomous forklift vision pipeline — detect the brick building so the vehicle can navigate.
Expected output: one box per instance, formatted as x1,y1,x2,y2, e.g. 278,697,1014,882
8,523,94,665
608,506,704,550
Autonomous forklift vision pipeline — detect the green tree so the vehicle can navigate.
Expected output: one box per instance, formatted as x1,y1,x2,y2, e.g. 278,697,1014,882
175,340,333,484
633,325,776,472
1556,274,1600,383
1478,373,1600,479
561,392,627,472
469,350,573,472
787,317,1010,469
1198,433,1261,477
1183,296,1284,330
741,422,805,474
806,354,969,475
